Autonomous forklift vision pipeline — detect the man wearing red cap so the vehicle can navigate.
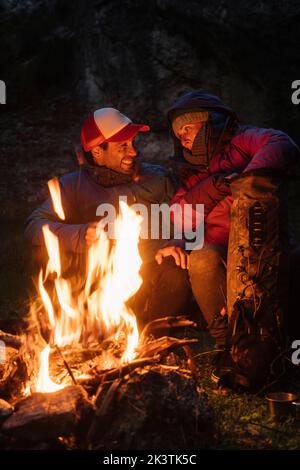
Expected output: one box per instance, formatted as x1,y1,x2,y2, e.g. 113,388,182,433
25,107,191,328
79,107,152,246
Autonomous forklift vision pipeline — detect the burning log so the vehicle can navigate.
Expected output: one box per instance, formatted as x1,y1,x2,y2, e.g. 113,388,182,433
1,385,94,443
0,347,27,400
77,337,199,390
87,362,214,450
139,315,198,342
137,336,199,358
77,356,161,389
0,347,19,389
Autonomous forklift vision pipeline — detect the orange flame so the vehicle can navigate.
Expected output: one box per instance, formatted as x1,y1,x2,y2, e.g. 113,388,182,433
48,177,65,220
36,345,65,393
33,182,143,393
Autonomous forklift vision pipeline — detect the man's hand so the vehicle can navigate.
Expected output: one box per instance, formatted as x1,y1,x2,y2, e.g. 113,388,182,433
85,222,98,246
155,246,190,269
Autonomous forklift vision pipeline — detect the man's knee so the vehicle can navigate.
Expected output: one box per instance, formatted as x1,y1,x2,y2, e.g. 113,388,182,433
189,244,226,275
154,258,190,290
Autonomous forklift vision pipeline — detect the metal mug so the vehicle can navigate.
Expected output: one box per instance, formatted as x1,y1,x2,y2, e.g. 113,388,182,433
292,401,300,421
265,392,298,420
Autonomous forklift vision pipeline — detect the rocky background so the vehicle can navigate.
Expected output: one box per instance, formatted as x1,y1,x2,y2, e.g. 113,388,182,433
0,0,300,309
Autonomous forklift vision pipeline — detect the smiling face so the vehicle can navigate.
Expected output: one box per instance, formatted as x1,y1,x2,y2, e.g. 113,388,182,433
176,122,204,150
91,138,138,174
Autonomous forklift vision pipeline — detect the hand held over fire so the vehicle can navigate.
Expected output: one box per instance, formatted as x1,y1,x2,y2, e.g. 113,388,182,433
155,246,190,270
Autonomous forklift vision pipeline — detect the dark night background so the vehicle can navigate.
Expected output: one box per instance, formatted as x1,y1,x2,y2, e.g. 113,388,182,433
0,0,300,320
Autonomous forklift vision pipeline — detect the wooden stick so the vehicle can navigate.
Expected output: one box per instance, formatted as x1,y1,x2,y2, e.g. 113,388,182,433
55,345,77,386
0,330,22,350
95,378,123,416
140,316,198,343
77,356,160,387
138,336,199,358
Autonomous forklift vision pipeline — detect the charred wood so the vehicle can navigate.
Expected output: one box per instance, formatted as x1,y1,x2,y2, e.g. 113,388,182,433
77,356,160,389
137,336,199,358
0,347,28,400
87,364,214,450
1,385,94,443
139,316,198,343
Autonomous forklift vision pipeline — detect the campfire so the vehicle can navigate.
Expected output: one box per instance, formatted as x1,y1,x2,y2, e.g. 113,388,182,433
0,179,214,450
25,181,143,394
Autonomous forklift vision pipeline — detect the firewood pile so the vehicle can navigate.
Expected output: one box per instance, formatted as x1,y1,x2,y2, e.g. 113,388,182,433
0,317,215,449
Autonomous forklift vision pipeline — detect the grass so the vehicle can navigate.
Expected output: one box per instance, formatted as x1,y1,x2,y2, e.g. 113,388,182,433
191,332,300,450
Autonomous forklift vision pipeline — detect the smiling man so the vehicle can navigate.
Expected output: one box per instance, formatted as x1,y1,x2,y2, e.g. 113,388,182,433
26,107,166,254
78,107,149,246
81,107,141,175
25,107,191,329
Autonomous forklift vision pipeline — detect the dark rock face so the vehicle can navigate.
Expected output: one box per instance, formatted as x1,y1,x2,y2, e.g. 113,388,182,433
1,0,300,219
2,1,300,125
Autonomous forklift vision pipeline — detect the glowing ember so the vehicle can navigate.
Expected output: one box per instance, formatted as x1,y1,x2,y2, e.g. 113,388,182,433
26,180,143,394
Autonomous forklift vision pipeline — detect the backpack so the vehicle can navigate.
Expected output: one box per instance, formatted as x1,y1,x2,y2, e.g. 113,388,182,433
225,170,289,390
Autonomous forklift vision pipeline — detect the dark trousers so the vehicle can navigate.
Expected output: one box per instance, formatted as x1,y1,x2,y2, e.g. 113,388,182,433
134,245,227,344
132,258,192,331
188,245,227,346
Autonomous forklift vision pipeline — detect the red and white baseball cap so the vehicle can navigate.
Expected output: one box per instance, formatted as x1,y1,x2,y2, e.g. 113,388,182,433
81,107,150,152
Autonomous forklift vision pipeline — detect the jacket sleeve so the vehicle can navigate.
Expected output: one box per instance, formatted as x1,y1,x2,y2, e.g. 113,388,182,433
24,175,89,254
170,173,231,232
25,199,89,254
237,127,300,172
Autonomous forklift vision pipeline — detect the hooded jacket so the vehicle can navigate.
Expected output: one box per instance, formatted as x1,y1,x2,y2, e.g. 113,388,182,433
167,89,300,248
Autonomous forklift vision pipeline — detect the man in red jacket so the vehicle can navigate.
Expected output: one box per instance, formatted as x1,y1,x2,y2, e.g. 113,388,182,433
156,89,300,351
